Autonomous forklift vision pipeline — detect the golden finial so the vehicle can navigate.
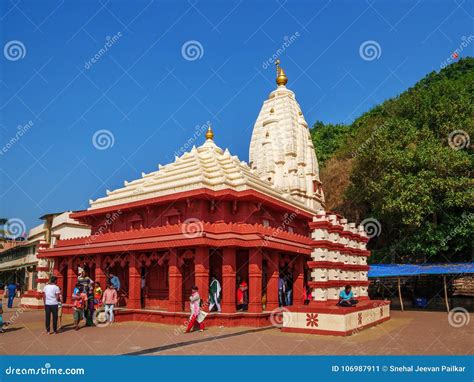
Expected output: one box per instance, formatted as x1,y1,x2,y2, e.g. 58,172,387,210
205,123,214,140
275,59,288,86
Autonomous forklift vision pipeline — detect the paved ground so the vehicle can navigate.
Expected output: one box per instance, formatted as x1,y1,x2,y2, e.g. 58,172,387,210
0,301,472,355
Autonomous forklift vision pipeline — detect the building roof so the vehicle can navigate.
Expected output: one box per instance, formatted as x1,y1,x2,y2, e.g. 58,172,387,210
368,263,474,277
88,137,315,215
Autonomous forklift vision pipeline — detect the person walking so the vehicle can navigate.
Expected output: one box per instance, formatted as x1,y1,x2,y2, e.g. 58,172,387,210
208,275,221,312
43,276,61,334
185,286,205,333
102,283,118,325
6,282,17,309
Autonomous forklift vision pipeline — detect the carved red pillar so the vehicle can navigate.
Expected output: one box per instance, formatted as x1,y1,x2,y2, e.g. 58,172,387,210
248,248,263,313
52,258,64,292
265,251,279,311
221,247,236,313
128,253,141,309
66,257,76,304
194,247,209,305
293,255,305,307
168,249,183,312
94,256,107,289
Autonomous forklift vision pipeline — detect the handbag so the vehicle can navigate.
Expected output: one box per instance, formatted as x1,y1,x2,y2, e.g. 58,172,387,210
197,310,208,323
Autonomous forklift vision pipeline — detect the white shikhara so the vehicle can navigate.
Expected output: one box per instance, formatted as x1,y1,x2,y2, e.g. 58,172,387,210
249,79,324,212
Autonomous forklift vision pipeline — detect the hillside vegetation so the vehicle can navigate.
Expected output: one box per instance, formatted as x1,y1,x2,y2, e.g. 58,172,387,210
311,58,473,263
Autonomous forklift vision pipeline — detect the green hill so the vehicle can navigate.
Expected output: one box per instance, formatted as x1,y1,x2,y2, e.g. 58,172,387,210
311,57,473,263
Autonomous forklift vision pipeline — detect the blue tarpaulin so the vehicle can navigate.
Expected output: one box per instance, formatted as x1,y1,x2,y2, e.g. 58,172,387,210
368,263,474,278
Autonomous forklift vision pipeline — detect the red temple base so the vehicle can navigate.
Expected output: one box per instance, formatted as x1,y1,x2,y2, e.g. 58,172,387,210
60,305,274,328
281,300,391,336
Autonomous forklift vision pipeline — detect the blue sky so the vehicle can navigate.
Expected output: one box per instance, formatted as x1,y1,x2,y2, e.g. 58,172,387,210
0,0,472,232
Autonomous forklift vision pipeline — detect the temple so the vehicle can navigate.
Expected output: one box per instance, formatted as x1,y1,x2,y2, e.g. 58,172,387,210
39,61,389,335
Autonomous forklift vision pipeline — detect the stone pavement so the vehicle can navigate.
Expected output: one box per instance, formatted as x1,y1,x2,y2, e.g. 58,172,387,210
0,303,472,355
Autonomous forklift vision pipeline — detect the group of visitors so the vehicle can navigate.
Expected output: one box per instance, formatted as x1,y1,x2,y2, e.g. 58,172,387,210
40,268,120,334
71,269,119,330
2,266,358,336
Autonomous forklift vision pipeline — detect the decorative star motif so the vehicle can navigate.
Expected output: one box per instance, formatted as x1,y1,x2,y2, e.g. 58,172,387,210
358,312,363,326
306,313,319,327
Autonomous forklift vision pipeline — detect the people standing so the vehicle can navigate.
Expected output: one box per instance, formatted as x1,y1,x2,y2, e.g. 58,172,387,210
284,272,293,306
278,273,285,307
77,269,93,289
93,282,103,309
102,283,118,325
72,284,87,330
208,275,221,312
6,282,17,309
85,286,95,326
109,273,121,291
185,286,205,333
43,276,61,334
237,280,248,311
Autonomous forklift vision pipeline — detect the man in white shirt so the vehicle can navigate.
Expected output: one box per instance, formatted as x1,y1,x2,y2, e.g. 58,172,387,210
43,276,61,334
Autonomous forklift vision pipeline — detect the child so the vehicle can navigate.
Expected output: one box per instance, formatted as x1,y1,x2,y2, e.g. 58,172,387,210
93,282,103,309
72,285,87,330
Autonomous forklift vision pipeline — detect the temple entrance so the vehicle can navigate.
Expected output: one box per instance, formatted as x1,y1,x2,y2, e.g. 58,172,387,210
106,263,129,307
181,258,195,311
209,250,222,283
145,261,169,310
279,254,295,307
236,250,249,311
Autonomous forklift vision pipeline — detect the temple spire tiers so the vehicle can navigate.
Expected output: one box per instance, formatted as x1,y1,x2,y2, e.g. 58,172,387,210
249,60,324,211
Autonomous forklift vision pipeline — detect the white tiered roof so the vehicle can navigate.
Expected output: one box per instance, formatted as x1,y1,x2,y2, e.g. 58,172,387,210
249,64,324,211
89,138,313,213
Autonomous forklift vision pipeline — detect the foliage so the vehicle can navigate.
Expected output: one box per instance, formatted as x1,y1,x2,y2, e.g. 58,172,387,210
310,57,474,263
